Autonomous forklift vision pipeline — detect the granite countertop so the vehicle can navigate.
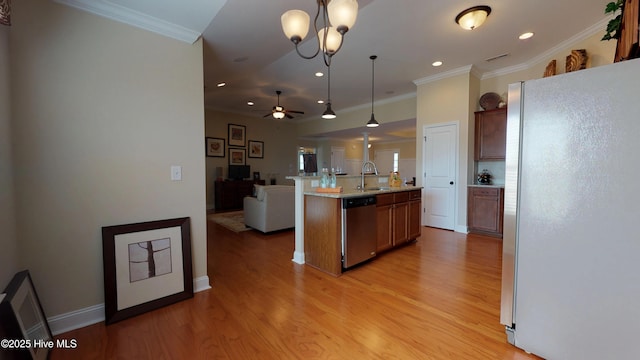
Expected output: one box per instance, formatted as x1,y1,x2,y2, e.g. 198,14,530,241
305,186,422,199
468,184,505,188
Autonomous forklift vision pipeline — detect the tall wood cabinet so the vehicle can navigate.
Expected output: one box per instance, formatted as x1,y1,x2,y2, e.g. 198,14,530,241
474,107,507,161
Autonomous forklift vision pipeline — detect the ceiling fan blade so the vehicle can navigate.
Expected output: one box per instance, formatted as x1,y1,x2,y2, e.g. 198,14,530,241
285,113,294,119
263,113,272,118
287,110,305,114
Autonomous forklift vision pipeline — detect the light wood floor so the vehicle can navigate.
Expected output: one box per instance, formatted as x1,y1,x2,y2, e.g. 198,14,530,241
51,222,540,359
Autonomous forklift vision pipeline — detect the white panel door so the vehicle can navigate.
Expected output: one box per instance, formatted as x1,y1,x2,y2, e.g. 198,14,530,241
423,123,457,230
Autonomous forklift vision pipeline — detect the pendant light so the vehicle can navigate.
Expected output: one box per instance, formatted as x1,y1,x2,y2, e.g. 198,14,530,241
322,64,336,119
366,55,379,128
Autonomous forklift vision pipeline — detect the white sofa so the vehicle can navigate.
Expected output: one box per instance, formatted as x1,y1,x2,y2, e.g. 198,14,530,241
243,185,295,233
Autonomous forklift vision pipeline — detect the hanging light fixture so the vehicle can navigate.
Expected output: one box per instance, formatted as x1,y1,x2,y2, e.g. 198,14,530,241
366,55,379,128
281,0,358,66
322,64,336,119
455,5,491,30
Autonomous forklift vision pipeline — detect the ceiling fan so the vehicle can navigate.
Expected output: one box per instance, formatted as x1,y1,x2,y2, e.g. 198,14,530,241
263,90,304,119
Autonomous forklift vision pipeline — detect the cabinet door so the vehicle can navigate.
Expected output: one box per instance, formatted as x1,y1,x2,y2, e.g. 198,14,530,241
375,205,393,253
408,199,422,239
474,108,507,160
393,202,409,246
468,187,501,235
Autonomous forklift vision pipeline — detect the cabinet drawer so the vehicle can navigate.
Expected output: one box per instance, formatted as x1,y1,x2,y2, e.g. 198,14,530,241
394,191,409,203
376,193,394,206
409,190,421,200
471,187,498,197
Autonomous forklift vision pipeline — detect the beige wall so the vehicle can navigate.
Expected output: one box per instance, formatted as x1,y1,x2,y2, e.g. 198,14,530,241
0,24,19,289
10,0,207,318
204,109,299,208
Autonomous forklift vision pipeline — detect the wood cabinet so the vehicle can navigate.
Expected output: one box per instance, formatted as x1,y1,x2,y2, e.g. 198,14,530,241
474,107,507,161
376,190,421,253
408,190,422,239
375,194,394,253
304,196,343,276
214,180,264,210
467,186,504,237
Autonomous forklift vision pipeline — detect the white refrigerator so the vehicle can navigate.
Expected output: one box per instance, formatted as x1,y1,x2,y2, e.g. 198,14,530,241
500,58,640,359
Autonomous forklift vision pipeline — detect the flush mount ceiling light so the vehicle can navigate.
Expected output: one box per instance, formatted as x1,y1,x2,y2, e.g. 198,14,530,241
455,5,491,30
281,0,358,66
366,55,379,128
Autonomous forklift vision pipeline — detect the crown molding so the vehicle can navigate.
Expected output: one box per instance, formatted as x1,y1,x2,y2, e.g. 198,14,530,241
413,65,474,86
54,0,202,43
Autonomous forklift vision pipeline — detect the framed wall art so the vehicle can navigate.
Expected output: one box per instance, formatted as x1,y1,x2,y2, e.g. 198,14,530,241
102,217,193,325
228,148,246,165
206,137,225,157
228,124,246,147
0,270,53,360
248,140,264,158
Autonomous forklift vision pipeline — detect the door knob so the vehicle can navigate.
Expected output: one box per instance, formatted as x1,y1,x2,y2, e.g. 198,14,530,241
450,181,454,185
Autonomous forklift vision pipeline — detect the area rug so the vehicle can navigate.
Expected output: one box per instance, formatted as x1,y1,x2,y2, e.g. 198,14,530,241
208,211,251,233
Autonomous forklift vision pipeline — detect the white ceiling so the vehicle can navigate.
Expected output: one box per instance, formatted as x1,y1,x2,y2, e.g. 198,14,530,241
57,0,611,141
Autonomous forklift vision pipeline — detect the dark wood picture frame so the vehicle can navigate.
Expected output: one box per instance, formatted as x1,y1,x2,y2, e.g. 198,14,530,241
206,137,225,157
0,270,53,360
102,217,193,325
248,140,264,158
228,123,246,147
228,148,246,165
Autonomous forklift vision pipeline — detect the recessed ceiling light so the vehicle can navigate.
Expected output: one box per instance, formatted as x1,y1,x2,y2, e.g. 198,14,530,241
315,72,324,77
432,61,443,67
247,101,254,106
217,82,226,87
519,32,534,40
317,100,324,104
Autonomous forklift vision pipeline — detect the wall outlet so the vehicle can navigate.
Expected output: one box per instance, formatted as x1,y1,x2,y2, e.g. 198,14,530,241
311,180,319,187
171,165,182,181
379,177,388,183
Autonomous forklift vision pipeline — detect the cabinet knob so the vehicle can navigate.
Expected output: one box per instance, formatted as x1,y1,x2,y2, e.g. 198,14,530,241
450,181,454,185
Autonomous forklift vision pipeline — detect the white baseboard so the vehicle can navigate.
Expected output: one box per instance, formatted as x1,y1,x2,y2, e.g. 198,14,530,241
48,276,211,336
48,303,105,336
193,275,212,292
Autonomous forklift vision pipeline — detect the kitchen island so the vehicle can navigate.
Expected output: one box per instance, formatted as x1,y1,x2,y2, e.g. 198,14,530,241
303,185,422,276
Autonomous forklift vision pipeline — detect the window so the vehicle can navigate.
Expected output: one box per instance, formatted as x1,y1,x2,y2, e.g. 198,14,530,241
393,152,399,172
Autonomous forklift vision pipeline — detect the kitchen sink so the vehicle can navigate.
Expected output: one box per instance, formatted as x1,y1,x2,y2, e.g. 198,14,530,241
358,187,390,191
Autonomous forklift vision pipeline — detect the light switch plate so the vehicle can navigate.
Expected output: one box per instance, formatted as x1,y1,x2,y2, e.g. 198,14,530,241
171,165,182,181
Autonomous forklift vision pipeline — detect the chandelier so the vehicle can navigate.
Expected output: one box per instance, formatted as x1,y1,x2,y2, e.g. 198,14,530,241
281,0,359,66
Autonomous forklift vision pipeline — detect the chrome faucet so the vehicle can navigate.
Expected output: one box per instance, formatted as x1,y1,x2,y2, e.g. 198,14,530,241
360,160,378,190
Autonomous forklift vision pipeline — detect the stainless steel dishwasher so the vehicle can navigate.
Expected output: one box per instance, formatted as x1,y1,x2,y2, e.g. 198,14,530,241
342,195,377,269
